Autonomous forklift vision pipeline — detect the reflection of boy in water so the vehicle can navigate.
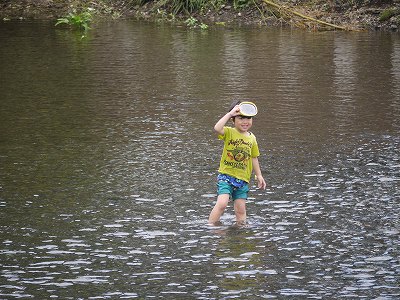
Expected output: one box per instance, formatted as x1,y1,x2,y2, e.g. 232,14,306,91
209,101,266,225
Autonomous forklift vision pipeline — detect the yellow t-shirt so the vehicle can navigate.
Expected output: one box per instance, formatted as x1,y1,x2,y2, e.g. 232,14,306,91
218,126,260,183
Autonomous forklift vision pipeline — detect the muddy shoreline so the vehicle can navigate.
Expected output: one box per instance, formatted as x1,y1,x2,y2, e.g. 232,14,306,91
1,0,399,31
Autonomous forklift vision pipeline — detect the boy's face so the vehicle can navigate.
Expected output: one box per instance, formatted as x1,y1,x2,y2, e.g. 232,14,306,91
233,115,253,133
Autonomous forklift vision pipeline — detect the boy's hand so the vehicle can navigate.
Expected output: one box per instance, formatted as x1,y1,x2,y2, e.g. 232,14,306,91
229,105,241,117
256,175,267,190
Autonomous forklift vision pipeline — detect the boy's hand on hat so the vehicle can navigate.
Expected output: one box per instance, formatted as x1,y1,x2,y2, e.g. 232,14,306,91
229,105,241,117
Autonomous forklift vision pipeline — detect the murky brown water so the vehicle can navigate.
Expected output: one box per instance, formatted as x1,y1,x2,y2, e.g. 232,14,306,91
0,20,399,299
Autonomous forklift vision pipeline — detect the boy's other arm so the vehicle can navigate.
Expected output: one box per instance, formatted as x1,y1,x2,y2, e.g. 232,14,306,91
214,105,240,135
252,157,266,190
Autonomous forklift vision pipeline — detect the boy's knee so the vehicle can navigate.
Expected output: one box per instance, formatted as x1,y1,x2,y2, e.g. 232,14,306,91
216,201,228,211
234,200,246,214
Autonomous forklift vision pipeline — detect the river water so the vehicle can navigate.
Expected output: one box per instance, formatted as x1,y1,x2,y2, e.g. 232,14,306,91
0,20,399,299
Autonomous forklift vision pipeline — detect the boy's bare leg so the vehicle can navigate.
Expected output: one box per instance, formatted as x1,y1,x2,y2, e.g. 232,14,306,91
234,199,247,225
209,194,230,224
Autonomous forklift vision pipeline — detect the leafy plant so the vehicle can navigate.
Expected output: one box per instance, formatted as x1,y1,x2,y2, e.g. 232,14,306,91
185,16,208,29
55,9,93,32
199,22,209,30
185,16,198,27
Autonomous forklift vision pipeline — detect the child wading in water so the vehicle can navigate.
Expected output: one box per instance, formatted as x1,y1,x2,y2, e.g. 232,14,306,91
209,101,266,225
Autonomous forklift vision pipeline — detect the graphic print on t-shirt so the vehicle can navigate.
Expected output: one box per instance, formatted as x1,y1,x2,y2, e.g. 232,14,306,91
224,138,252,171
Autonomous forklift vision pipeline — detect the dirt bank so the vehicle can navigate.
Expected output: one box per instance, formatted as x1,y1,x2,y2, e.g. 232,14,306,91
1,0,399,31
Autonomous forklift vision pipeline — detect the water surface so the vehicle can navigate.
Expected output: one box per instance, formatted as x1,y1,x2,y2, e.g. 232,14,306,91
0,20,399,299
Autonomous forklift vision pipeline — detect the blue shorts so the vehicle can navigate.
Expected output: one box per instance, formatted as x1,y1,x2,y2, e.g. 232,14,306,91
217,180,250,200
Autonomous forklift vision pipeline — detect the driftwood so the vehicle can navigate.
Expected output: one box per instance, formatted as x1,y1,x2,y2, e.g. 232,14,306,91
262,0,351,31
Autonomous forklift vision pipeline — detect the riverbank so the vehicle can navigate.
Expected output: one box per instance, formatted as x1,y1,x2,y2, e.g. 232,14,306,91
1,0,399,31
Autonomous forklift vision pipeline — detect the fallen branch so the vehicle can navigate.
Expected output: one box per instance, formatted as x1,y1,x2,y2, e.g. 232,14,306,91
262,0,352,31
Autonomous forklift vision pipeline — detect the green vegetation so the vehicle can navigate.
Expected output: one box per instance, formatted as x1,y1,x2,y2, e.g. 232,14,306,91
55,9,93,33
156,0,212,14
379,8,400,22
3,0,397,32
233,0,252,9
185,16,208,29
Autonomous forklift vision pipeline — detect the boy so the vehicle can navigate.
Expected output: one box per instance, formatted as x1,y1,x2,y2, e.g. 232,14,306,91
208,101,266,225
